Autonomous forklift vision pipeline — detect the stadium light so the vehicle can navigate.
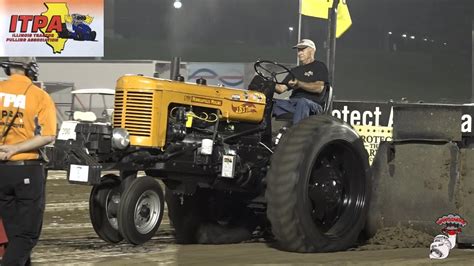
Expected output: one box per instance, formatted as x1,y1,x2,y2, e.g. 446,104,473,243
174,0,182,9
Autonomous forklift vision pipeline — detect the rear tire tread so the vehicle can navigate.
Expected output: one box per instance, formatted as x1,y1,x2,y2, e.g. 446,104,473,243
266,115,369,252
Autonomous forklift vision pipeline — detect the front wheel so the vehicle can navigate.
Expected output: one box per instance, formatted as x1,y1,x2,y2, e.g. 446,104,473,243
266,115,371,252
89,174,123,243
117,176,164,245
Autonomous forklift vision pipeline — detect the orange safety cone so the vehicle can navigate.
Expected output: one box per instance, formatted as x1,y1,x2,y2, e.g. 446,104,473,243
0,218,7,257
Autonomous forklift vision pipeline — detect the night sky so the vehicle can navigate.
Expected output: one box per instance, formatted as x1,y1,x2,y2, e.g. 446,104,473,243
108,0,472,58
104,0,473,102
0,0,463,102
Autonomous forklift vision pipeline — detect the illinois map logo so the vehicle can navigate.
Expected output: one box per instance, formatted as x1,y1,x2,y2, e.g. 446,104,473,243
1,1,103,57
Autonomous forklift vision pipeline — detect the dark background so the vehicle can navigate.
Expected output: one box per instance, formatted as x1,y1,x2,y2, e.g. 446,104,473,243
103,0,473,103
35,1,474,102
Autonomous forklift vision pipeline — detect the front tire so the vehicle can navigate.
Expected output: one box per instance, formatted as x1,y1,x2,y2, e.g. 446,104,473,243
117,176,164,245
266,115,370,252
89,174,123,243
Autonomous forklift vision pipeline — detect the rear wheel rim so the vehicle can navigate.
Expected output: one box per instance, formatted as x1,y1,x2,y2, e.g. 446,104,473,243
307,141,364,236
105,190,121,230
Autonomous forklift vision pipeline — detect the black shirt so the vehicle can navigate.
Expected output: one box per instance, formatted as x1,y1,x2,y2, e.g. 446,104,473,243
283,60,329,105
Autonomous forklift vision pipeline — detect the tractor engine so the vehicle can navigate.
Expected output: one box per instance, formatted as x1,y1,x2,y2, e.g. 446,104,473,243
162,103,272,192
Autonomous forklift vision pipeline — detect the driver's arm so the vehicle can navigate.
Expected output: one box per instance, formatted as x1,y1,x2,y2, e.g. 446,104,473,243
290,80,325,94
275,84,289,94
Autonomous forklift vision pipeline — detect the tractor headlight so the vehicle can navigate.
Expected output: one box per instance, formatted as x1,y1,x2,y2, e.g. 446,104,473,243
112,128,130,150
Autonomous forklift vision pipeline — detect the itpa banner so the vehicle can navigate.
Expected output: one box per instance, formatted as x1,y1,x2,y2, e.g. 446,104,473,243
0,0,104,57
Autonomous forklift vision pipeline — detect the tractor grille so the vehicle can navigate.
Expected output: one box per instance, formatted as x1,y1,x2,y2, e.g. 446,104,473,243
113,91,124,126
113,91,154,137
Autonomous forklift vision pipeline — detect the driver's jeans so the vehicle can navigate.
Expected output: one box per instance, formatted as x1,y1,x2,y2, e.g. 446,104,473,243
273,98,323,125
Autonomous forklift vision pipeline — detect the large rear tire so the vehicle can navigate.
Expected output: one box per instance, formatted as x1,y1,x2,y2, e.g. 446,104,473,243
266,115,370,252
117,176,164,245
89,174,123,243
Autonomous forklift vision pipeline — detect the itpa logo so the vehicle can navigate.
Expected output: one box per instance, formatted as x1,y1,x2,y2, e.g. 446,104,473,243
1,0,104,57
429,214,467,260
7,3,96,54
9,15,62,33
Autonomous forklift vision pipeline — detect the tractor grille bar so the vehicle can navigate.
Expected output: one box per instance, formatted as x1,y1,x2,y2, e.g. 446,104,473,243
113,90,124,126
113,91,153,137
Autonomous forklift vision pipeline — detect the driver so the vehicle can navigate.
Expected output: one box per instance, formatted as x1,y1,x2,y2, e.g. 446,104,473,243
273,39,329,125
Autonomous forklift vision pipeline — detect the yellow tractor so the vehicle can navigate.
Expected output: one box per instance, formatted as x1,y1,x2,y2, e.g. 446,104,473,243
50,60,370,252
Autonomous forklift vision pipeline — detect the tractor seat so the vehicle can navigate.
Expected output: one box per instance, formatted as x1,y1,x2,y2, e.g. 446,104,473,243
274,85,334,121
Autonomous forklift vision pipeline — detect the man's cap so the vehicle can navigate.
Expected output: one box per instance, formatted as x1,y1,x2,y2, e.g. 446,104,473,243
8,57,37,66
293,39,316,50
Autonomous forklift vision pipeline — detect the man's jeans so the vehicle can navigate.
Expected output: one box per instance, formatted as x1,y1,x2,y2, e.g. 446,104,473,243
273,98,323,125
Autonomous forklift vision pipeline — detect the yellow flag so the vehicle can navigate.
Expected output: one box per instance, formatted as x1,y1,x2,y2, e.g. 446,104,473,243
336,1,352,38
301,0,330,19
300,0,352,38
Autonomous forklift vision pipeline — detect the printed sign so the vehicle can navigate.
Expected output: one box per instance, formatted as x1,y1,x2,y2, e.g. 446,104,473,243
333,101,474,136
69,164,89,182
0,0,104,57
186,96,222,106
353,125,392,165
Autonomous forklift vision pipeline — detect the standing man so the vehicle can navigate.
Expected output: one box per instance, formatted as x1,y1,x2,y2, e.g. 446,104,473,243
273,39,329,125
0,57,56,265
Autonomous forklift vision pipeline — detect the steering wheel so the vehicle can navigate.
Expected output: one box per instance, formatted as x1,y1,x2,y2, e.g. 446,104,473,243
254,60,296,86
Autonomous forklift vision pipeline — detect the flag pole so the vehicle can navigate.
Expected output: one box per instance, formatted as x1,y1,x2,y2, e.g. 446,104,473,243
297,0,302,65
327,0,339,86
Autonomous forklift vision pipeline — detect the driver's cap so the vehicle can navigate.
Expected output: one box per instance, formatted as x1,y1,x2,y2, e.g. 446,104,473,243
293,39,316,50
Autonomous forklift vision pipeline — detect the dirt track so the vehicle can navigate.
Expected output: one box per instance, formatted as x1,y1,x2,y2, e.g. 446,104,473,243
31,171,474,265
